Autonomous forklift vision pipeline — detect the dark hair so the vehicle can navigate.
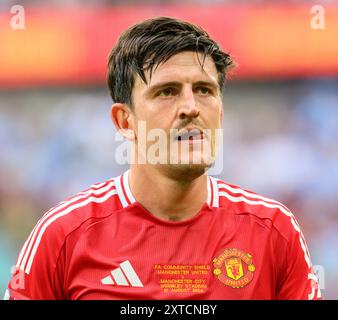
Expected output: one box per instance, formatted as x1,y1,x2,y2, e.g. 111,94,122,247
107,16,235,106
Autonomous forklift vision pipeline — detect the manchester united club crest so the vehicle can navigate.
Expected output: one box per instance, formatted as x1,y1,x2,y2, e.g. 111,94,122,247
213,248,255,288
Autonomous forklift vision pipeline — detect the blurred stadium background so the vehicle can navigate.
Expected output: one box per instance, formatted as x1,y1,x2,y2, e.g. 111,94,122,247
1,0,337,299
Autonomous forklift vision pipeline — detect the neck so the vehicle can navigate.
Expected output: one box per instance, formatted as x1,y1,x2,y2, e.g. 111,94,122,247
129,164,208,221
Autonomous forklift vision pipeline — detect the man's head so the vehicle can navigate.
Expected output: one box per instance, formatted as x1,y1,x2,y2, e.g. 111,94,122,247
107,16,234,107
108,17,235,180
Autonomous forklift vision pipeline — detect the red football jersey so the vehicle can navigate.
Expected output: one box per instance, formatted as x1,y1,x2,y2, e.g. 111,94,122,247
5,170,321,300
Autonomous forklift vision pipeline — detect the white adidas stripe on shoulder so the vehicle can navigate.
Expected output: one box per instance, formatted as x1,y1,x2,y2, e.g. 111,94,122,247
217,179,301,231
32,179,115,215
76,180,113,196
217,180,289,210
216,181,311,269
17,180,117,274
25,189,118,274
16,180,116,271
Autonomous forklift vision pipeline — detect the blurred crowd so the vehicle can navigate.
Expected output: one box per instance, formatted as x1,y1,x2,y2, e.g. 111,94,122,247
0,79,337,298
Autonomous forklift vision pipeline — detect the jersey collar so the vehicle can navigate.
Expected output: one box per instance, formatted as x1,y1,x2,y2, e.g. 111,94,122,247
114,170,219,208
207,175,220,208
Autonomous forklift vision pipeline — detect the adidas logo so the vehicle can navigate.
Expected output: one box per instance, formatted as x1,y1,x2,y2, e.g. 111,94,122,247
101,260,143,287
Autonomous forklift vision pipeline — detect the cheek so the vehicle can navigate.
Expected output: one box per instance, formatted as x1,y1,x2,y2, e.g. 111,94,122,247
206,102,223,127
136,99,173,118
135,114,171,135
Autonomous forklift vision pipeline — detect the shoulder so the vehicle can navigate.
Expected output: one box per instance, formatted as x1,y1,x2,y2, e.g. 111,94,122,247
15,172,132,274
208,176,302,241
39,176,121,235
37,170,136,234
209,176,312,271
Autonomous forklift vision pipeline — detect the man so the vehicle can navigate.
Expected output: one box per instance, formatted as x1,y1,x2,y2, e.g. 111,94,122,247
5,17,321,300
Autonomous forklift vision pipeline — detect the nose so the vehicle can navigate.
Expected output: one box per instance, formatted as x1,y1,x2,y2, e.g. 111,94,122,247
178,87,200,120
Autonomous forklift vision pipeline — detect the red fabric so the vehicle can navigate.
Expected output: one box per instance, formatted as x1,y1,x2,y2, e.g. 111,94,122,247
6,172,321,300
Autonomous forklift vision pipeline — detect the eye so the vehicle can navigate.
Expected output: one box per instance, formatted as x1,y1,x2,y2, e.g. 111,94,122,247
157,87,176,97
196,87,212,95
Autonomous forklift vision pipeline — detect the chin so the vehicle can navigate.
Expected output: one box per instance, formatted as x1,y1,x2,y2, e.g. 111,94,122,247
159,162,214,181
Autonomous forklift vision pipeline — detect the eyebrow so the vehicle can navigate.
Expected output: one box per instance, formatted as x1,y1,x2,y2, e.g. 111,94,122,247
145,80,219,97
144,81,179,98
194,81,219,91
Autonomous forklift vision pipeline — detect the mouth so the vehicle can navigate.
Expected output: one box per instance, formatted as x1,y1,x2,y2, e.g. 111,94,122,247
174,128,205,142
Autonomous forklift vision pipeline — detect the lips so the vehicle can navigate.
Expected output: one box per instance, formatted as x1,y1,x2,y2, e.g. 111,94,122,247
175,128,204,141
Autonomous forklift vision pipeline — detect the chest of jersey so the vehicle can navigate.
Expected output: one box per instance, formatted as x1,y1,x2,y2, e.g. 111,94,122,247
63,206,280,299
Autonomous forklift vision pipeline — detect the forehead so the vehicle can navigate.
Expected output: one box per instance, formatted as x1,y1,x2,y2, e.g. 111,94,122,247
134,51,219,90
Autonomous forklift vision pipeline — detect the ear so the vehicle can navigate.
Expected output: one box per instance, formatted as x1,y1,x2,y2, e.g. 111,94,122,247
110,103,135,141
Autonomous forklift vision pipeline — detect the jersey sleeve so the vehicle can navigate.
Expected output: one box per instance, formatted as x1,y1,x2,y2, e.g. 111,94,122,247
4,219,66,300
276,216,321,300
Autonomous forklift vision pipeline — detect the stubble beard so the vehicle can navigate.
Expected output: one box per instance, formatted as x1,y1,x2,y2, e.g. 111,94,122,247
156,160,214,182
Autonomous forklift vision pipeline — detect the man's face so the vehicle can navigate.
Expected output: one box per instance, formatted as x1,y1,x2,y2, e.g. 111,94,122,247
130,51,223,179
